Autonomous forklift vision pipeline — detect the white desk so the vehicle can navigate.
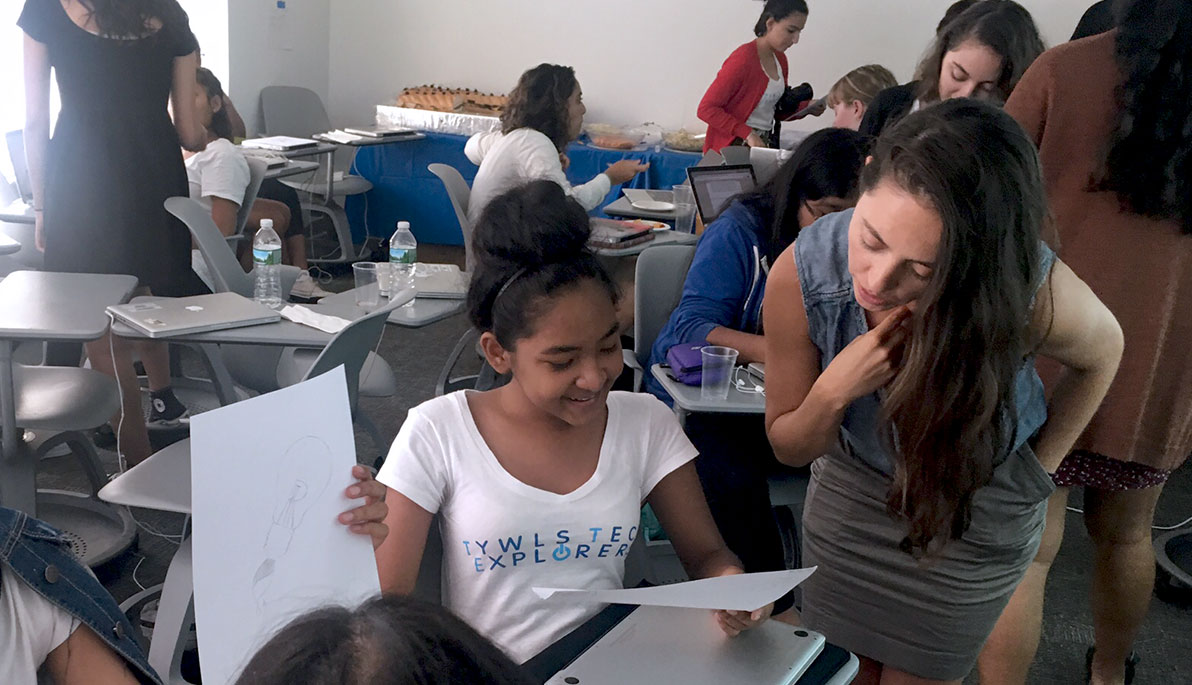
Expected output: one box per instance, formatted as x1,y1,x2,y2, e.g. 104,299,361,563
592,230,698,258
264,159,321,181
0,200,34,226
650,363,765,415
318,289,464,328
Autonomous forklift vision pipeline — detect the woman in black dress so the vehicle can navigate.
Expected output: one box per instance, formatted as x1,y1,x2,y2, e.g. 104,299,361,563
21,0,206,465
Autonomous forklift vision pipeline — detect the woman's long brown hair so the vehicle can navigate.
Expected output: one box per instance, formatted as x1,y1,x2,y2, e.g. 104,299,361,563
861,99,1048,553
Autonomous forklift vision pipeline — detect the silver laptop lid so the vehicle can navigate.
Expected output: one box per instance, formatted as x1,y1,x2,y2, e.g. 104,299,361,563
548,605,825,685
108,292,280,339
411,263,467,300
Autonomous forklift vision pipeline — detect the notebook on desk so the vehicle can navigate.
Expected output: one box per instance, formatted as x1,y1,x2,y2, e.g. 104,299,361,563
548,605,826,685
412,263,467,299
241,136,320,151
107,292,280,338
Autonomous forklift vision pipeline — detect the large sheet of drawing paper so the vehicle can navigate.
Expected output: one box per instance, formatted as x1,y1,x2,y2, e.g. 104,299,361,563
191,367,380,684
533,568,816,611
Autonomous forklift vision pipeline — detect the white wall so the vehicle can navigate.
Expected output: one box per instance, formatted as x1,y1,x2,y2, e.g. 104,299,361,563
226,0,331,136
327,0,1095,133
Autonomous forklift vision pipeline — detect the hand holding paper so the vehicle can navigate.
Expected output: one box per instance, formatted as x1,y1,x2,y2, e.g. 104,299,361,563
532,567,816,612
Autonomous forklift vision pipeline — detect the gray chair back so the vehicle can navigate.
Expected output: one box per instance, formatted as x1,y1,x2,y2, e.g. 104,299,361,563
260,86,331,138
166,196,255,296
633,245,696,385
301,297,405,410
697,150,725,167
231,157,269,246
166,196,300,298
427,163,473,271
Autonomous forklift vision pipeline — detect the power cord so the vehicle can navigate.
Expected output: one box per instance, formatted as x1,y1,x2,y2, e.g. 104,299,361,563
105,310,190,545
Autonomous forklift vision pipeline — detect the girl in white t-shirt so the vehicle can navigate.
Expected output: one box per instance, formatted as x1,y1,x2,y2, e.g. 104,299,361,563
186,68,326,298
375,180,770,663
464,64,648,224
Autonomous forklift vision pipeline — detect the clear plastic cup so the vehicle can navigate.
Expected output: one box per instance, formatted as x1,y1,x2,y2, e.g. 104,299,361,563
375,262,393,298
353,262,379,307
672,184,696,234
700,346,739,400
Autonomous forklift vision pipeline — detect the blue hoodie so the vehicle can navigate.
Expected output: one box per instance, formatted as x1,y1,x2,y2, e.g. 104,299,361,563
646,197,773,402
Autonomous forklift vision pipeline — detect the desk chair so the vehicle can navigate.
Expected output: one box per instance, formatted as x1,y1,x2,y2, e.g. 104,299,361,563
17,364,136,567
623,245,696,392
426,163,473,271
230,157,269,249
626,244,805,569
98,295,405,684
260,86,372,264
168,198,397,446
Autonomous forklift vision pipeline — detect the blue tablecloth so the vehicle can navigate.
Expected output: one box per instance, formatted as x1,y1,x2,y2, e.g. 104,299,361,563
346,131,701,245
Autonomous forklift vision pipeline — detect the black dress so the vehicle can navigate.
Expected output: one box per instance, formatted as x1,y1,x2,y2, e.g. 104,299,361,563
18,0,201,297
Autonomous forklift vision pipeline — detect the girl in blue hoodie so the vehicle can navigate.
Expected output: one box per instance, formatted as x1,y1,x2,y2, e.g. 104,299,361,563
646,128,867,615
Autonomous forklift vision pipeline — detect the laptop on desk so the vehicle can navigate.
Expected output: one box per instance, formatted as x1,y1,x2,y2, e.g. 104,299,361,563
548,605,826,685
412,263,467,300
107,292,280,338
687,164,757,224
241,136,320,152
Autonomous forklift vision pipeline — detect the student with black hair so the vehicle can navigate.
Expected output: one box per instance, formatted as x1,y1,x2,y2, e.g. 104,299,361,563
988,3,1192,683
859,0,1045,138
697,0,815,153
645,128,867,619
235,595,534,685
465,64,647,223
373,180,767,663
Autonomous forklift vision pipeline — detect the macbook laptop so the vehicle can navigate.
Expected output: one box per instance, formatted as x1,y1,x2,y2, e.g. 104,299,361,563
548,605,826,685
107,292,281,338
686,164,758,224
5,130,32,203
343,125,418,138
412,263,467,300
240,136,320,151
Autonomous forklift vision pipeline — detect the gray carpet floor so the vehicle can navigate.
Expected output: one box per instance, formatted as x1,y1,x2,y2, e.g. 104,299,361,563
35,249,1192,683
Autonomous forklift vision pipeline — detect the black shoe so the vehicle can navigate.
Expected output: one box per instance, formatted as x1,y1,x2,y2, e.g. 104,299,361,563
148,389,189,428
1086,646,1140,685
93,424,116,449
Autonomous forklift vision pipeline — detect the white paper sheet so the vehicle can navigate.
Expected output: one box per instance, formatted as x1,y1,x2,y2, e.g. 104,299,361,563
191,367,380,685
532,568,816,612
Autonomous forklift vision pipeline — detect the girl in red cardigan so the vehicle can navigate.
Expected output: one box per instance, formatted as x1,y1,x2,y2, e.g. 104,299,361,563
698,0,814,153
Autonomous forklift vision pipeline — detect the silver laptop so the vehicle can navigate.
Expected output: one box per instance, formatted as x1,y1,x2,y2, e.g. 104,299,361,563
107,292,281,338
747,362,766,380
412,263,466,300
548,605,825,685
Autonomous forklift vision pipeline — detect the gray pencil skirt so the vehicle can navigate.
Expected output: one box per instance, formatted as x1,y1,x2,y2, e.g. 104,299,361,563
800,444,1056,681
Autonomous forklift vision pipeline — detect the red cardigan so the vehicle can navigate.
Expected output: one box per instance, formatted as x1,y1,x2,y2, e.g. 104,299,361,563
698,41,789,153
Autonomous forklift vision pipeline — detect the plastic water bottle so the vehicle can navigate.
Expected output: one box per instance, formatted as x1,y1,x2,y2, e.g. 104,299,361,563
253,219,283,309
389,220,418,289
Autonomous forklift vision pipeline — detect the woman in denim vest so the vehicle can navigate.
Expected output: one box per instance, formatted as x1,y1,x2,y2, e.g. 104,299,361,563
762,99,1122,684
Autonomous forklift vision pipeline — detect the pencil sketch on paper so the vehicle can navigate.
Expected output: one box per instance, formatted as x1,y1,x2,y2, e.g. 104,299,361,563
251,436,333,608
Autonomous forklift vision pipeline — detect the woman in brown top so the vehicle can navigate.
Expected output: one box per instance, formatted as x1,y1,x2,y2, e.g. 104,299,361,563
984,2,1192,684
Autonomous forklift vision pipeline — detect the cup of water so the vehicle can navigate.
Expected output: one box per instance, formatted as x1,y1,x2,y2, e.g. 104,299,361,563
392,262,417,307
353,262,380,308
700,346,739,400
672,184,696,234
376,262,393,298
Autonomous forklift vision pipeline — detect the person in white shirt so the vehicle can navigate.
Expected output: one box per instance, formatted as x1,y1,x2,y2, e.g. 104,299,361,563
186,68,330,299
375,180,770,663
464,64,648,223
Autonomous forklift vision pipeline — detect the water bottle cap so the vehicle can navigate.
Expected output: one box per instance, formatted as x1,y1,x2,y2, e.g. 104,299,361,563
261,219,273,229
397,221,410,229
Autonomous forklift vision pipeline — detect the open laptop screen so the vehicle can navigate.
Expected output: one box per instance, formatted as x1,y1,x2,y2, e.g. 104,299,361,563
5,131,32,203
686,164,757,224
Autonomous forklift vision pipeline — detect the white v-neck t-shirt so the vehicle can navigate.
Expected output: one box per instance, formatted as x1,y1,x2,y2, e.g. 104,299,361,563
1,568,80,685
377,390,697,663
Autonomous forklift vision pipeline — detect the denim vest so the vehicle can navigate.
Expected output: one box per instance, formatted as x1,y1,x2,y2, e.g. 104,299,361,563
795,208,1053,475
0,507,161,685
